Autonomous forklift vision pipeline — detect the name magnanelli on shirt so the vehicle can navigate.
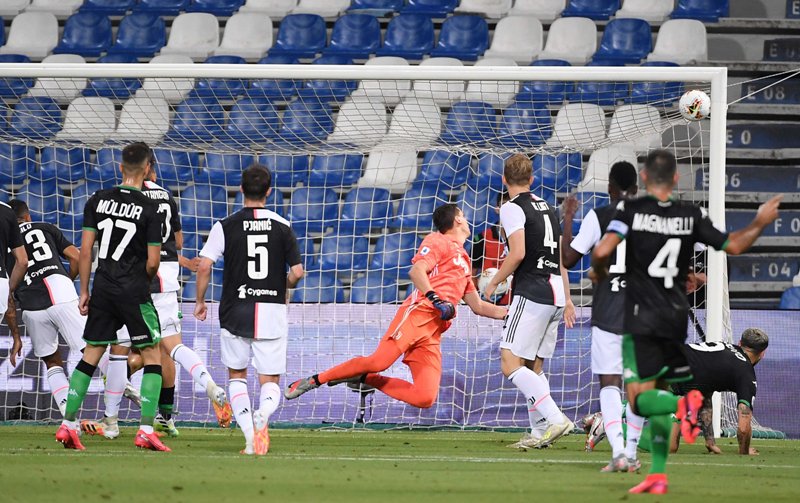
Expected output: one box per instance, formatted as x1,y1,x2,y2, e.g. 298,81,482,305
631,214,694,235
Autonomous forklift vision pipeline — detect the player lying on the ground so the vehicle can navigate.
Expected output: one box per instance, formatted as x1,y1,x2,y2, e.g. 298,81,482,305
285,204,507,409
670,329,768,456
592,150,781,494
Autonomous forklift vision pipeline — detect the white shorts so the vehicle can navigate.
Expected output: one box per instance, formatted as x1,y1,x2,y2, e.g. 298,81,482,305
117,291,182,345
220,329,287,375
591,326,623,376
23,300,87,358
500,296,564,360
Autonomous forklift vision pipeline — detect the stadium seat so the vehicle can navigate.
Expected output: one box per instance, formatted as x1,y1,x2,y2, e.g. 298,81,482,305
646,19,707,64
455,0,511,17
39,146,89,185
291,0,350,17
570,191,610,233
390,184,446,230
53,12,112,57
537,16,597,64
298,54,357,101
153,148,200,187
0,143,35,187
187,0,245,16
181,231,203,256
89,147,123,186
288,186,339,234
0,11,57,59
327,96,388,147
68,180,106,229
307,153,364,187
370,232,419,276
134,0,189,15
279,98,334,144
160,13,220,60
248,54,300,99
415,150,471,190
628,61,683,105
80,0,137,15
779,286,800,310
0,1,29,17
257,152,309,187
545,103,607,149
376,14,434,60
337,186,392,233
384,96,441,144
349,0,403,15
231,188,285,216
8,96,61,140
494,101,552,148
194,55,248,100
224,97,280,143
84,54,142,100
592,18,652,64
516,59,572,105
615,0,673,22
567,60,628,106
441,101,497,146
317,233,370,272
671,0,728,22
430,15,489,61
0,54,33,97
18,181,64,224
456,187,500,232
412,57,465,106
579,145,637,192
404,0,458,16
25,54,87,103
561,0,620,20
324,14,380,59
468,152,508,191
25,0,82,16
165,97,225,144
179,183,229,233
291,271,344,303
214,12,273,59
203,152,254,186
350,273,401,303
463,57,518,108
351,56,411,106
508,0,565,19
606,104,663,151
108,12,165,58
268,13,327,58
56,97,116,143
359,147,417,192
483,16,543,64
135,54,195,104
534,152,582,192
239,0,295,17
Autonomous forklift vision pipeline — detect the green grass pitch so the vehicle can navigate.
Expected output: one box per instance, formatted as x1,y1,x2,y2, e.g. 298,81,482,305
1,426,798,502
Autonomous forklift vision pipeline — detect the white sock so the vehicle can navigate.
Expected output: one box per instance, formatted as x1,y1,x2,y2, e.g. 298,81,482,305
104,355,128,418
600,386,625,457
171,344,213,390
61,419,78,430
230,379,254,446
47,367,70,417
624,402,646,460
528,407,548,437
508,367,563,424
97,351,110,376
140,425,154,434
258,382,281,419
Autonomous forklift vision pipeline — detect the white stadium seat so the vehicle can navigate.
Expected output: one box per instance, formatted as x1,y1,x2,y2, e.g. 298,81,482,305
136,54,196,104
412,57,465,106
615,0,674,22
647,19,708,65
56,97,117,143
239,0,297,17
0,0,30,17
0,11,58,59
160,13,220,61
327,96,388,148
112,97,171,144
483,16,543,64
291,0,350,17
580,145,638,192
456,0,513,18
546,103,607,149
508,0,565,21
384,95,441,145
359,147,418,192
350,56,411,106
463,57,518,108
25,0,81,16
607,104,664,152
537,16,596,64
26,54,87,102
214,12,273,59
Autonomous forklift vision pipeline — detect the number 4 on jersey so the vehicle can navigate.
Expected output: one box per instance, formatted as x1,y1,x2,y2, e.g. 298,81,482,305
648,238,681,288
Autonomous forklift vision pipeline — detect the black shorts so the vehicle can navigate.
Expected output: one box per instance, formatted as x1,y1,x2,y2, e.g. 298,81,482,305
84,293,161,349
622,334,692,384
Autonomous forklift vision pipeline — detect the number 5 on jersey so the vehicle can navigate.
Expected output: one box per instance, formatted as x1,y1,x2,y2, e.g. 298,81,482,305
247,235,269,280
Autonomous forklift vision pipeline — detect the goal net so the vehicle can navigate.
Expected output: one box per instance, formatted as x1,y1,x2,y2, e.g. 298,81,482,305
0,63,765,435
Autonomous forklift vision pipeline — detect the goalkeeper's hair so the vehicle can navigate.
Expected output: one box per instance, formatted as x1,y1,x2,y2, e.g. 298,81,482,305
241,164,272,201
740,328,769,353
433,203,460,233
644,149,677,186
8,199,29,220
121,142,152,175
609,161,638,193
504,154,532,186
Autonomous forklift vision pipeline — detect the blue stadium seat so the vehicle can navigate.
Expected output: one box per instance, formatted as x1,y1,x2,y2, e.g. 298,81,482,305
530,184,556,207
165,97,225,144
288,187,339,234
295,235,317,270
561,0,621,20
517,59,572,105
430,15,489,61
135,0,190,15
0,55,33,98
337,187,392,233
279,98,333,144
350,272,401,303
89,148,123,187
324,14,381,59
232,188,285,216
9,97,62,141
224,97,280,143
376,14,434,60
249,55,301,99
53,12,113,57
69,180,106,230
81,0,138,15
370,232,419,276
494,101,552,148
153,148,200,187
567,60,628,106
627,61,683,105
291,271,344,303
592,18,652,64
179,183,229,233
402,0,458,16
39,147,90,185
535,152,582,193
187,0,245,16
307,153,363,187
779,287,800,310
456,187,500,232
318,234,370,272
390,184,445,230
468,152,509,191
19,181,64,225
0,144,35,188
181,232,202,256
107,12,166,58
83,54,142,99
193,55,247,100
349,0,404,15
671,0,728,22
415,150,471,190
269,14,327,59
257,153,309,187
441,101,496,146
571,191,610,233
297,55,357,101
203,152,254,186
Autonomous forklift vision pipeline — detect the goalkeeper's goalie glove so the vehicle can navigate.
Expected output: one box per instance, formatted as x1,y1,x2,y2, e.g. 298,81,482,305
426,291,456,321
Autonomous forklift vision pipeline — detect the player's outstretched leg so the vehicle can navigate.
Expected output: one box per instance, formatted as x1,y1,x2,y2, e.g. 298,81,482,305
134,363,171,452
363,359,440,409
229,378,255,455
627,388,682,493
168,342,231,427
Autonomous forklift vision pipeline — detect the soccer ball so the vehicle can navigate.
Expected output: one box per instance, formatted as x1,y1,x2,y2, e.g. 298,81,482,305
678,89,711,121
478,268,511,301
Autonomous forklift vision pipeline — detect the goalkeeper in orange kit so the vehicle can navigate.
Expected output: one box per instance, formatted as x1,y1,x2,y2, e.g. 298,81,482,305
285,204,507,408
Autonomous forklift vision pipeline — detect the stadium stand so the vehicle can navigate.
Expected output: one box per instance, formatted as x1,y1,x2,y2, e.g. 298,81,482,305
239,0,295,16
671,0,729,22
84,54,142,99
269,13,326,58
160,12,219,60
483,16,543,63
0,11,58,58
80,0,137,16
187,0,245,16
323,13,381,59
404,0,459,16
413,56,465,105
194,55,248,100
213,11,273,59
53,11,112,57
136,54,195,103
297,54,358,101
561,0,621,20
377,14,434,60
135,0,190,16
337,186,393,233
308,152,364,187
508,0,565,19
456,0,512,17
647,19,708,64
0,1,29,17
537,16,597,64
615,0,673,21
350,272,402,303
26,0,82,16
430,14,489,61
0,54,33,98
291,0,350,18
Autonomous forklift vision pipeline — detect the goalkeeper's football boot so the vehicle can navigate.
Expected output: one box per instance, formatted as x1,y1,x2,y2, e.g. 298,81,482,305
154,413,180,437
600,454,630,473
134,429,171,452
627,458,642,473
124,382,142,407
676,389,703,444
284,376,320,400
81,415,120,439
252,410,270,456
207,382,232,428
56,424,85,451
629,474,668,494
583,413,606,452
528,418,573,449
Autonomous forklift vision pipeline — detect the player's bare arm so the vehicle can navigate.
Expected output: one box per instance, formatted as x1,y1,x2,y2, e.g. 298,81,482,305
484,229,524,299
590,232,622,284
194,257,213,321
8,245,27,292
6,295,22,367
737,402,757,455
287,263,304,289
560,195,583,269
146,244,161,280
62,245,80,280
78,229,96,316
462,290,507,320
723,194,782,255
559,238,576,329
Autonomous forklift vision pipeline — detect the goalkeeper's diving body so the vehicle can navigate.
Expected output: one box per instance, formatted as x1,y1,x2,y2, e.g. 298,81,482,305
285,204,507,407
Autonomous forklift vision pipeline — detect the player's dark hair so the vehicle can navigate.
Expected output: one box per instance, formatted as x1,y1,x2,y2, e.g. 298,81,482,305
433,203,460,233
609,161,638,193
121,142,152,174
740,328,769,353
8,199,29,220
241,164,272,201
644,149,677,186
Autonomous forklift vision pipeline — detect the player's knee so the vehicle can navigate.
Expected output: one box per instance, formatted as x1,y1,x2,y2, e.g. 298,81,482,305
42,352,63,368
412,389,438,409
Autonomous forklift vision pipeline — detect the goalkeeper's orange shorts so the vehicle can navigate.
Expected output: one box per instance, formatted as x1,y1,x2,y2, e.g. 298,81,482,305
384,304,446,371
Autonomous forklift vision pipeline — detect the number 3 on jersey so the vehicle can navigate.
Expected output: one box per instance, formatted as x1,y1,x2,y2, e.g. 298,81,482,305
648,238,681,288
247,235,269,280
